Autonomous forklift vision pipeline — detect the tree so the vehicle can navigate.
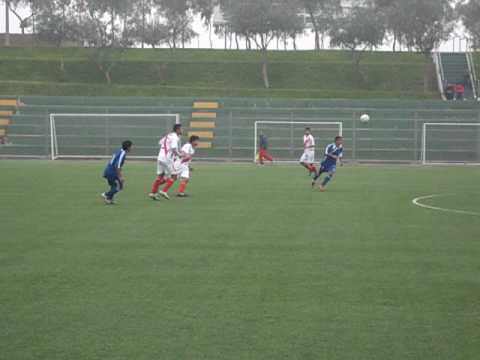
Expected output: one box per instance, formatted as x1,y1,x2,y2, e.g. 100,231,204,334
136,0,154,48
141,20,169,48
130,4,169,49
374,0,406,52
35,0,78,47
302,0,340,50
457,0,480,50
192,0,218,48
329,5,386,81
90,47,126,84
163,10,197,48
89,0,133,47
223,0,303,88
155,0,198,48
8,0,36,34
397,0,454,92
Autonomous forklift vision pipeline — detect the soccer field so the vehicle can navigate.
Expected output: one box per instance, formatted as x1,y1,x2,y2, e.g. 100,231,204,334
1,160,479,360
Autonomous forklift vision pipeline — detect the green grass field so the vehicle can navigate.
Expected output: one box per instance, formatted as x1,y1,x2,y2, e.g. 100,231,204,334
1,160,479,360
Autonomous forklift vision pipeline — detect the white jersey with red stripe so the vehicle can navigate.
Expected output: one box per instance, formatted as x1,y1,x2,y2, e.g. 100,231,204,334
180,143,195,165
303,134,315,154
158,132,181,162
173,143,195,179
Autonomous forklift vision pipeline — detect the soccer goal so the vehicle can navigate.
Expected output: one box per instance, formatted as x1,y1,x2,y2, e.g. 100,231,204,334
421,123,480,165
50,113,180,160
254,121,343,163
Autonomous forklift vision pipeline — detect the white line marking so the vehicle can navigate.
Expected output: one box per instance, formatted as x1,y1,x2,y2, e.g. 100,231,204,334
412,194,480,217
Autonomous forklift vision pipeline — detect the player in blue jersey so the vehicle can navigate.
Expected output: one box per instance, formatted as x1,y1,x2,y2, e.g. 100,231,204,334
312,136,343,192
101,140,133,205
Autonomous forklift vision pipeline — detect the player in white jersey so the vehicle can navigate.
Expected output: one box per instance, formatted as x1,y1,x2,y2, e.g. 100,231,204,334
149,124,182,200
299,127,317,175
172,135,200,197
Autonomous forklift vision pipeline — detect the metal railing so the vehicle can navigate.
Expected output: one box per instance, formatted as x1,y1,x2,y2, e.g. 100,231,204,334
433,52,447,101
466,52,478,100
2,107,480,164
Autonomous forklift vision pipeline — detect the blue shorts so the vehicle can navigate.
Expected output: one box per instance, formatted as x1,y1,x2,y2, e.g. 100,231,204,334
320,162,337,173
105,176,123,191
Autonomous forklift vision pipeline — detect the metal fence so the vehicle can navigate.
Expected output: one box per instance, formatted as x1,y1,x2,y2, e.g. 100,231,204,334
1,102,480,164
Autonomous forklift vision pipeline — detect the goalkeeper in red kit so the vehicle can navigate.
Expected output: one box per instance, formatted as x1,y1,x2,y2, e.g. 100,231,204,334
257,132,273,165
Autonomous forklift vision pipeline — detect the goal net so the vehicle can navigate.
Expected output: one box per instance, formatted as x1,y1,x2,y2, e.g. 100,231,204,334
50,113,180,160
422,123,480,165
254,121,343,163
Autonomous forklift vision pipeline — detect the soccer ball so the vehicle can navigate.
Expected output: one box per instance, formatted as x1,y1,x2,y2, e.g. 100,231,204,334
360,114,370,123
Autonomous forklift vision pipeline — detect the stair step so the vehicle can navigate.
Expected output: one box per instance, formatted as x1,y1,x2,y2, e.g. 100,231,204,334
0,99,17,107
193,102,219,110
192,112,217,119
196,142,212,149
188,131,214,139
190,121,216,129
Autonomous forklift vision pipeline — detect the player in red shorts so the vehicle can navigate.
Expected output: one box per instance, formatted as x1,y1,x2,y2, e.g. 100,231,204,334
257,132,273,165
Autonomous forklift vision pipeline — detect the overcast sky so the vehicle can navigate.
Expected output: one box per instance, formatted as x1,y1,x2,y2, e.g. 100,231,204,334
0,3,469,52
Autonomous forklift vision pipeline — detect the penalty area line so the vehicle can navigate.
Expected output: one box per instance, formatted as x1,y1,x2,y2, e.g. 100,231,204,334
412,194,480,217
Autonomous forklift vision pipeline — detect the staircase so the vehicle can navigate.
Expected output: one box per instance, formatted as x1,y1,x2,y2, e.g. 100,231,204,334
0,98,18,144
439,53,475,100
188,101,219,149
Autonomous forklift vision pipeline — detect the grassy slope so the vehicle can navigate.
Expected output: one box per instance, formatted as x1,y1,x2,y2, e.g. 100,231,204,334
0,48,437,99
1,161,479,360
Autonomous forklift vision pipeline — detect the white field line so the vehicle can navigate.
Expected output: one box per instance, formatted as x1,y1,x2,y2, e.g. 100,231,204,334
412,194,480,217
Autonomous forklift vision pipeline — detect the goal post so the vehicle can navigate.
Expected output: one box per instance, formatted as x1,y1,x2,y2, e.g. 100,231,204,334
50,113,180,160
254,121,343,163
422,123,480,165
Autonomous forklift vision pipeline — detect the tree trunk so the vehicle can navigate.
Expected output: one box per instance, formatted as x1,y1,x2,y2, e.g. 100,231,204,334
5,0,10,46
110,3,115,46
306,7,319,51
235,34,239,50
352,50,364,84
96,63,111,85
141,0,145,49
423,55,431,93
261,49,270,89
209,22,213,49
